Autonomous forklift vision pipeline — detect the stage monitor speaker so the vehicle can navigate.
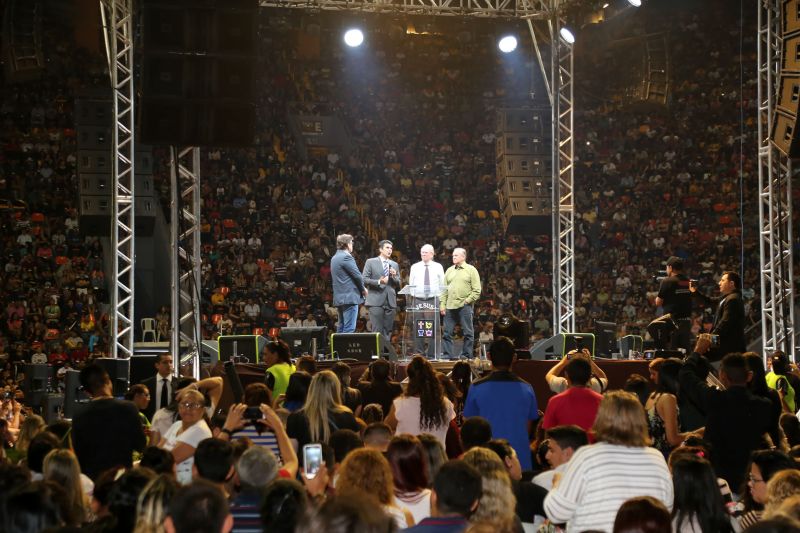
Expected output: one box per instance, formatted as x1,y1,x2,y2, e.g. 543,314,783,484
218,335,267,363
594,320,618,358
42,394,64,424
280,326,328,357
330,333,383,361
22,363,52,399
529,333,595,361
618,335,644,358
64,369,90,419
94,358,130,397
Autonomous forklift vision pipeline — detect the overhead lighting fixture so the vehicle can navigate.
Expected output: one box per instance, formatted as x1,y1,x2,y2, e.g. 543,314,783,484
343,28,364,48
559,27,576,44
602,2,609,7
627,0,642,6
498,35,518,53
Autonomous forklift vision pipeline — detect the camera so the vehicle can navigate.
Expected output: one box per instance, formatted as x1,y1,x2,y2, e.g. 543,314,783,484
710,334,720,346
244,406,262,420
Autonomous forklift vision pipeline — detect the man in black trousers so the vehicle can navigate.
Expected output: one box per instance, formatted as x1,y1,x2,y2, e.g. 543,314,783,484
690,270,746,363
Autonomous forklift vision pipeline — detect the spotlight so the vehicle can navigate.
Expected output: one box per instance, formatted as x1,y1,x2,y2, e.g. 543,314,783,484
559,27,576,44
498,35,518,53
343,28,364,48
627,0,642,5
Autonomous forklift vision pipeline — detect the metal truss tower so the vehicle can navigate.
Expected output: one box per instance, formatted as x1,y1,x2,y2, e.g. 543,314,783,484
100,0,135,359
757,0,796,358
170,148,203,379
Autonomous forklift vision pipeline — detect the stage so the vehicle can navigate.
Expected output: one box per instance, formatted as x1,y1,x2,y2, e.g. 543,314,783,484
219,358,652,412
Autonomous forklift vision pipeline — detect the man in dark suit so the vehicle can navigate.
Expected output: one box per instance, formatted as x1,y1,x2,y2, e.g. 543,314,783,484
331,233,366,333
140,352,174,421
72,364,146,480
363,240,400,359
679,338,772,491
691,270,746,362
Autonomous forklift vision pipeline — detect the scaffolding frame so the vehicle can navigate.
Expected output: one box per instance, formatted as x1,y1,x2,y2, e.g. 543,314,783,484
757,0,796,358
170,148,203,378
100,0,136,359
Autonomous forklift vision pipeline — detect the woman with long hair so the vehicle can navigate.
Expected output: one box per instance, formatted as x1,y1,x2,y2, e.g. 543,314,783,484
133,474,179,533
644,358,687,458
336,447,414,529
386,434,431,524
461,446,519,532
744,352,783,449
7,413,45,463
417,433,448,484
286,370,359,453
282,371,312,412
263,340,296,399
386,356,455,446
544,391,673,532
43,448,89,526
670,454,736,532
158,389,213,484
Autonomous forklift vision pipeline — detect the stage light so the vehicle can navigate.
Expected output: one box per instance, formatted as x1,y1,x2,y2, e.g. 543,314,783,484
343,28,364,48
559,27,576,44
498,35,518,53
627,0,642,5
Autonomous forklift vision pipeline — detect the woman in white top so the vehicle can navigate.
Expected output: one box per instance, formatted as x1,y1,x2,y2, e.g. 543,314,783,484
336,448,414,529
386,356,455,446
387,434,432,524
158,389,212,484
150,376,222,444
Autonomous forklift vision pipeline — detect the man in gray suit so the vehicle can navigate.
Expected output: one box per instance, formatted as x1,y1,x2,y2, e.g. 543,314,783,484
363,240,400,359
331,234,366,333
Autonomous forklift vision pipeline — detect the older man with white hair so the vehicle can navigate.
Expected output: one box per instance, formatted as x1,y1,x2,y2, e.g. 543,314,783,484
408,244,446,357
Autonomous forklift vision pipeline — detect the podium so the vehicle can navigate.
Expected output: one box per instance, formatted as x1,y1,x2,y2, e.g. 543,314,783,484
399,285,442,359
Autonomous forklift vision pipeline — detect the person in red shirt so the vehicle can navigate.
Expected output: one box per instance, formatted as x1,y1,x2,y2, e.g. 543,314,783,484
541,357,603,434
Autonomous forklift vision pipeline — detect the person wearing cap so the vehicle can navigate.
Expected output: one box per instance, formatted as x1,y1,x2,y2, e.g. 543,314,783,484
652,256,693,353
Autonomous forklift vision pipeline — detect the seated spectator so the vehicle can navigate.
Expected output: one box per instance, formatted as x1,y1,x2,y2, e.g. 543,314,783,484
541,357,603,434
4,481,69,533
26,431,61,480
417,433,448,484
332,361,362,417
358,358,402,415
363,422,393,452
260,479,308,533
623,374,650,406
404,460,483,533
335,447,414,528
739,450,798,529
532,425,588,490
139,446,176,476
230,445,285,531
281,371,312,412
545,348,608,394
763,470,800,522
286,371,359,454
295,488,397,533
544,391,673,532
330,428,364,473
134,474,179,533
165,479,233,533
43,448,90,526
193,438,235,496
670,454,737,532
107,468,158,533
485,438,549,526
387,356,455,447
124,383,152,427
159,389,213,485
780,413,800,448
461,446,519,531
7,413,45,464
460,417,492,452
386,434,431,524
613,496,672,533
643,358,687,458
361,403,384,424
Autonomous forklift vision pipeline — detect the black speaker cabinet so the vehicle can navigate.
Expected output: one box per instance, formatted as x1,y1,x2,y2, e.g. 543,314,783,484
42,394,64,424
64,369,90,420
94,358,130,397
22,363,52,401
529,333,596,361
618,335,644,358
330,333,383,361
218,335,267,363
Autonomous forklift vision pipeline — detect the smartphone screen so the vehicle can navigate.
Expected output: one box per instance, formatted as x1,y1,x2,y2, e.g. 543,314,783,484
303,444,322,479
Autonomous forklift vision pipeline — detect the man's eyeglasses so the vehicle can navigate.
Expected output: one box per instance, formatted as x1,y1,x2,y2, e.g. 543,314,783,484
179,402,203,410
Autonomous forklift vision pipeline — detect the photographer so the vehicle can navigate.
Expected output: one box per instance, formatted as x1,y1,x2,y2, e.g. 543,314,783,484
689,271,746,364
652,256,693,352
545,347,608,394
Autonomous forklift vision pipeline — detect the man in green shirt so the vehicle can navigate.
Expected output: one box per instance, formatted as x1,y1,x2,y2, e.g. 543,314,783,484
440,247,481,359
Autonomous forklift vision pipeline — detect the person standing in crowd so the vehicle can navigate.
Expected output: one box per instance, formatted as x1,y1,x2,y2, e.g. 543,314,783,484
141,352,175,422
408,244,446,357
330,234,366,334
362,239,400,359
440,247,481,359
263,340,295,399
679,337,773,491
653,256,692,352
690,271,746,363
72,364,147,480
463,336,539,471
766,351,796,414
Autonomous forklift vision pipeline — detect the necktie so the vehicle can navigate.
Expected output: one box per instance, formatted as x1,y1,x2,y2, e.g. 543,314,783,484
424,264,430,296
160,378,169,411
383,261,389,278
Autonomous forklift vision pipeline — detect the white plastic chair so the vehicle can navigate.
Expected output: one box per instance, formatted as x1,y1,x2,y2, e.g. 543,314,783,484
141,318,157,342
